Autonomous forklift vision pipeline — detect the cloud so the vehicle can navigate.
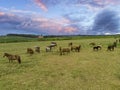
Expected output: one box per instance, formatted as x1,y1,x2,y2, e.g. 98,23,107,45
34,0,48,11
33,0,120,11
91,9,120,35
0,11,79,35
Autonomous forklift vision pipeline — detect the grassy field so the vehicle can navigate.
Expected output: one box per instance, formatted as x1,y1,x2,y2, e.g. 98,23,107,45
0,37,120,90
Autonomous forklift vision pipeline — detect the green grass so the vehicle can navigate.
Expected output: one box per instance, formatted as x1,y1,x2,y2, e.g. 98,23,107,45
0,38,120,90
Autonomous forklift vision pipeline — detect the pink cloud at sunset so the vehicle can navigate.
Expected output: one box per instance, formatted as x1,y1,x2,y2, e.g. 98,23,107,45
33,17,77,34
94,0,120,6
34,0,48,11
0,12,5,16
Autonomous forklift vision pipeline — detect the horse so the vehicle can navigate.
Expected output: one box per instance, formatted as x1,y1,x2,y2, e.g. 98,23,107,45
59,47,70,55
71,45,81,52
46,43,57,51
93,45,102,51
34,46,40,53
3,53,21,64
107,44,115,51
27,48,34,55
68,42,73,47
46,46,52,52
51,42,57,47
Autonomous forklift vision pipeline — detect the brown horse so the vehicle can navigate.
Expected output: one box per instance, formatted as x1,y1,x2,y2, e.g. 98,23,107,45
71,45,81,52
3,53,21,64
34,46,40,53
107,44,115,51
27,48,34,55
93,45,102,51
59,47,70,55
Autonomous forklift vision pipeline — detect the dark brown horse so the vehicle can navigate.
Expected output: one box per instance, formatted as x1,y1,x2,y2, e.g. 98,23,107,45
3,53,21,64
71,45,81,52
59,47,70,55
27,48,34,55
107,44,115,51
93,45,102,51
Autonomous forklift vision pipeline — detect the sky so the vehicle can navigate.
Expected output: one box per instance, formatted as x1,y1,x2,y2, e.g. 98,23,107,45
0,0,120,35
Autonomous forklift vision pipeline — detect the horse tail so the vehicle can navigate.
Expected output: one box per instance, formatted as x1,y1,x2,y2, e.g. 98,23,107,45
18,56,21,64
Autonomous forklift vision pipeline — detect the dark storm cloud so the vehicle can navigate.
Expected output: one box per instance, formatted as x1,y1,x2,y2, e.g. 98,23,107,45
91,10,120,34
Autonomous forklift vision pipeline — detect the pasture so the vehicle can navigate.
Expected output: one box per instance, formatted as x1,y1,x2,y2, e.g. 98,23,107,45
0,37,120,90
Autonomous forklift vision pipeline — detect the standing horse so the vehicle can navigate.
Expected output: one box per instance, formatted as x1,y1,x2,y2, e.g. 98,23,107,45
71,45,81,52
107,44,115,51
59,47,70,55
3,53,21,64
46,43,57,52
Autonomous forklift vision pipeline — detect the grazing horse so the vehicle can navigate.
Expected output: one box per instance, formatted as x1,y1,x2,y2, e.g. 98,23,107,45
27,48,34,55
59,47,70,55
34,46,40,53
107,44,115,51
3,53,21,64
93,45,102,51
68,42,73,47
71,45,81,52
